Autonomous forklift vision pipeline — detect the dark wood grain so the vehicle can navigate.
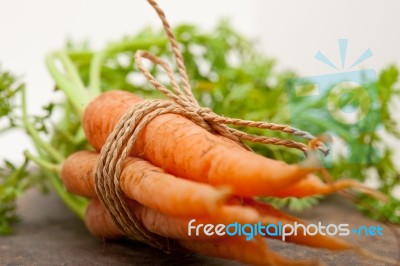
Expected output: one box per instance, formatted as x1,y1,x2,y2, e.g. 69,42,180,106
0,190,398,265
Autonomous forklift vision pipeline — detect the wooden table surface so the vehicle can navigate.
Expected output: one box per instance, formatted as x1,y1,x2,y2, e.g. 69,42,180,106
0,190,398,266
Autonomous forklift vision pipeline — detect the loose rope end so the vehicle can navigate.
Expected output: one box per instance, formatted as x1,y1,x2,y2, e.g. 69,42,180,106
309,134,332,157
299,150,323,170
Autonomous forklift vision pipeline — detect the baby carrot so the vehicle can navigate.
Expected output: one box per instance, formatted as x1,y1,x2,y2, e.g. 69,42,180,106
62,151,231,217
85,199,125,239
268,174,380,198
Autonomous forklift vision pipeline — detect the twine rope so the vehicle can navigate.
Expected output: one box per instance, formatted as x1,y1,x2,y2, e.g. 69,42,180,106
94,0,329,252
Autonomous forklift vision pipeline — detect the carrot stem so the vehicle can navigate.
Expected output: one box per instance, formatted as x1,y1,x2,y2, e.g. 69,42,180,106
40,37,171,224
21,86,87,219
46,38,168,117
24,152,87,219
47,171,87,219
24,151,60,173
21,87,64,163
45,52,90,116
56,51,87,91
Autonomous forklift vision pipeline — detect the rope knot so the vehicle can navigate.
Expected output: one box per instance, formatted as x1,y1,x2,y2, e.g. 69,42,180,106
196,106,213,117
195,106,216,130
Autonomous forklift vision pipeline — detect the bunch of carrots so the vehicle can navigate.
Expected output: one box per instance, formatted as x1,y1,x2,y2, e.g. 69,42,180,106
59,90,391,265
5,0,390,264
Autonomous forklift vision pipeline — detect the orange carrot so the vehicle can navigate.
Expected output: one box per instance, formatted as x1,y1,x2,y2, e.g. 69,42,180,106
214,204,259,225
268,174,376,198
85,199,124,239
85,198,210,240
126,199,217,240
85,198,260,241
129,200,260,240
62,151,231,217
83,90,316,197
85,200,319,266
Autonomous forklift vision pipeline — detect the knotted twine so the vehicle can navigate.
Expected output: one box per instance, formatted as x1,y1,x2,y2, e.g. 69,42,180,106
94,0,329,253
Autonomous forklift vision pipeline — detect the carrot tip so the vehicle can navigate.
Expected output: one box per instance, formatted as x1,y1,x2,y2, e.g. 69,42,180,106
218,186,233,201
353,185,388,202
206,186,233,214
320,179,388,202
333,179,388,202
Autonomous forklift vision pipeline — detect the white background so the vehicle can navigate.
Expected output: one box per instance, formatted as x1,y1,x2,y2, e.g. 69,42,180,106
1,0,400,163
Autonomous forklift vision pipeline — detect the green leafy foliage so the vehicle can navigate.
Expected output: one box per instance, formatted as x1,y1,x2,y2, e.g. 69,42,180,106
0,67,22,131
0,159,28,234
0,71,51,234
262,196,322,212
0,70,25,234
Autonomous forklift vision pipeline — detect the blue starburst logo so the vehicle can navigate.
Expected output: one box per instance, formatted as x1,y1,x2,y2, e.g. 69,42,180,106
286,39,381,166
315,39,373,70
